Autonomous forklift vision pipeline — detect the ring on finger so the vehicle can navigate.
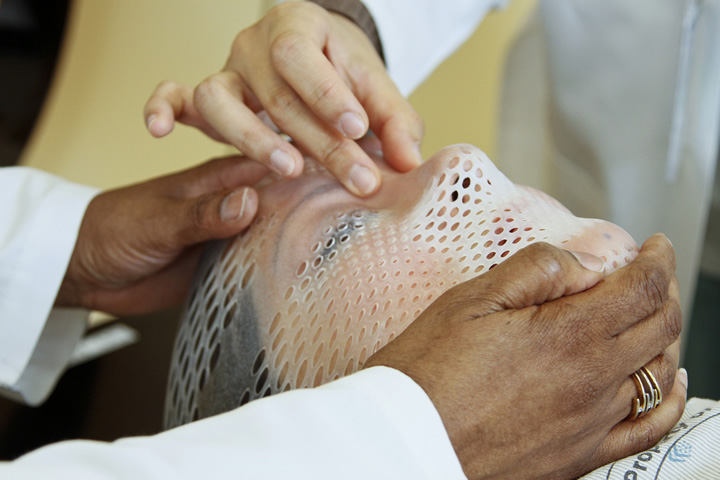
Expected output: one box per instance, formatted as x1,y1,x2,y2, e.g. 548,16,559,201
627,366,662,420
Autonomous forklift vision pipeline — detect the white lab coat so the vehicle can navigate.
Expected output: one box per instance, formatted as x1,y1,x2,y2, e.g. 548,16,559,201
3,0,720,476
496,0,720,353
0,167,465,479
364,0,720,348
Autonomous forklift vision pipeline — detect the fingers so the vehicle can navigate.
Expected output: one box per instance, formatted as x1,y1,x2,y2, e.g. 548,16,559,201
614,275,681,372
158,156,268,244
162,155,270,198
144,81,225,142
587,234,677,335
170,186,259,247
193,72,307,178
358,69,425,172
271,22,369,140
589,368,688,469
611,340,680,422
451,242,606,316
243,55,383,194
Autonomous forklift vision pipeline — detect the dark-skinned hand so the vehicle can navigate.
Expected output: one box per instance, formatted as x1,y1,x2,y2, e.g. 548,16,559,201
55,156,268,315
365,235,684,479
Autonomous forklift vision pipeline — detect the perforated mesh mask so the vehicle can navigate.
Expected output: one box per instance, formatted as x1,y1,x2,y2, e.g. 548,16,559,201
165,143,638,428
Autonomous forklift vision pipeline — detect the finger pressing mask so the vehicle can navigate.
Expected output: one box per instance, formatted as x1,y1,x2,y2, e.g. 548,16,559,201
165,144,638,428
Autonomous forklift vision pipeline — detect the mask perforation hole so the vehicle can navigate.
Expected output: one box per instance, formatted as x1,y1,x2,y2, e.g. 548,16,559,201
343,336,353,356
274,344,288,368
359,347,369,365
294,343,306,364
252,349,266,375
254,367,269,394
288,300,298,315
205,306,218,332
271,328,285,351
313,343,324,366
296,360,308,387
313,367,325,387
240,263,254,288
296,261,308,277
277,362,289,389
292,328,304,346
344,358,356,376
208,343,221,372
194,349,205,370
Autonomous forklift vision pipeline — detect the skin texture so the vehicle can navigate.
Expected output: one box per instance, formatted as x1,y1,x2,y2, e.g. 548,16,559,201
166,142,684,479
54,147,684,478
144,1,423,197
365,237,684,479
55,156,268,315
134,2,682,474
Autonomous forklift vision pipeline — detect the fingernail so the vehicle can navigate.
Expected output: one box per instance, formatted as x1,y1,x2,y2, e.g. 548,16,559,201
220,188,249,222
678,368,688,390
146,114,157,130
568,251,605,272
348,165,378,196
270,149,295,176
339,112,366,139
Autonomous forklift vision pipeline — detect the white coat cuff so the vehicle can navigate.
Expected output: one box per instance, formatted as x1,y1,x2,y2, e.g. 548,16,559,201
0,167,98,401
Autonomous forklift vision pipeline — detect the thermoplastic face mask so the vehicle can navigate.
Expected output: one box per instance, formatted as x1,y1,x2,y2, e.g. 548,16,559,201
165,144,637,429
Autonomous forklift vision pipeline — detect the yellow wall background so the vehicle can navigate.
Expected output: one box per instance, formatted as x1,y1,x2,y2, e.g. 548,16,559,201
21,0,263,188
410,0,537,162
21,0,536,189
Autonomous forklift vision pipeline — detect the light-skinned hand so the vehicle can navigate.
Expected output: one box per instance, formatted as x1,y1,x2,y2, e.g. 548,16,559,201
143,1,424,197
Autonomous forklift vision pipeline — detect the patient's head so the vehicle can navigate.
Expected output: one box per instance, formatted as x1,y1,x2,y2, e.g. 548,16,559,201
165,142,638,428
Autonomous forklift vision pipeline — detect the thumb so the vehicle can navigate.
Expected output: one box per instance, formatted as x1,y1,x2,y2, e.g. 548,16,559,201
460,242,606,315
172,186,258,246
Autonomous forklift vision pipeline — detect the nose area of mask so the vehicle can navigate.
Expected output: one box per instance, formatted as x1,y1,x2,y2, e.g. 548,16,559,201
407,144,639,271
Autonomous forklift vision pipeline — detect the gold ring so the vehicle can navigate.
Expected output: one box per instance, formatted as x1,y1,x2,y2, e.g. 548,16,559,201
627,366,662,421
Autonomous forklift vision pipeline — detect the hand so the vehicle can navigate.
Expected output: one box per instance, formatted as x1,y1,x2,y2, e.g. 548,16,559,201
143,1,424,197
365,235,685,479
55,156,268,315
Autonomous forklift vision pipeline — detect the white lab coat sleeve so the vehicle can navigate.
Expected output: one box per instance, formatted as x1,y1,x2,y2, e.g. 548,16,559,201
362,0,504,96
0,167,98,405
2,366,467,480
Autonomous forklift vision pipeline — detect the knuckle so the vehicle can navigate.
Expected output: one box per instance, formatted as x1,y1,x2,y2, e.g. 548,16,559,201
270,30,303,67
629,421,660,452
193,77,223,110
661,299,683,343
518,242,566,280
655,356,677,398
318,137,354,171
232,28,253,54
309,77,339,110
636,263,669,310
187,197,213,236
265,84,300,116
